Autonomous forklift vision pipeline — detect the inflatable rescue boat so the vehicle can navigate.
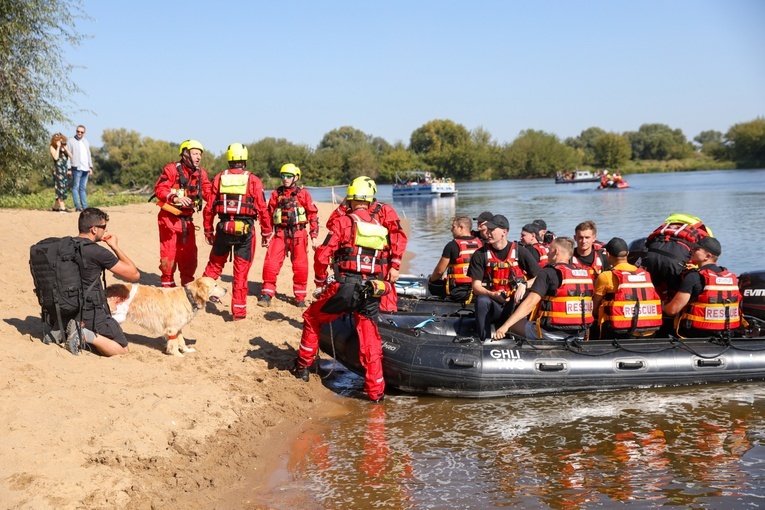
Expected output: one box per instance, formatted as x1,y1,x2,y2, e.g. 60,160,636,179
318,271,765,398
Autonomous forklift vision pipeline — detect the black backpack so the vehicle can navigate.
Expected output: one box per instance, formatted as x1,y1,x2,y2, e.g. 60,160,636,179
29,237,101,339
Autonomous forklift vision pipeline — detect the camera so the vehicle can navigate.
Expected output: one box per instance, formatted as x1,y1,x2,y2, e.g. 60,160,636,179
544,231,555,244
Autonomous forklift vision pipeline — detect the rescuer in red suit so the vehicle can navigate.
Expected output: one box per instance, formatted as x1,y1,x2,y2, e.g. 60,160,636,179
258,163,319,308
201,143,271,321
326,176,408,312
153,139,212,288
293,177,397,402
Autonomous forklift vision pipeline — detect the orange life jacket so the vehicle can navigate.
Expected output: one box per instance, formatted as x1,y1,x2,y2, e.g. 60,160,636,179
678,267,742,332
484,241,525,292
599,268,663,335
528,243,549,268
535,263,594,331
571,243,606,278
447,237,481,287
647,219,711,248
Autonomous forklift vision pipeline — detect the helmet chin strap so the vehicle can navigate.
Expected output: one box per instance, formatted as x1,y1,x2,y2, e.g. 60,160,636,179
181,150,198,170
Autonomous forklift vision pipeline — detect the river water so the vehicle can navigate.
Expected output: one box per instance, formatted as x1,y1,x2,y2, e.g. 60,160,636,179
254,170,765,509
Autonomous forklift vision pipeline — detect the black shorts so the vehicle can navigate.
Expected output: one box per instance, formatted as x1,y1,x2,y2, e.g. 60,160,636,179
82,308,128,347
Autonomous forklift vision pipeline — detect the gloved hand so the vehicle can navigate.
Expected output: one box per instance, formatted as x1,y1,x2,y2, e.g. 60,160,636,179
205,232,214,246
312,286,324,299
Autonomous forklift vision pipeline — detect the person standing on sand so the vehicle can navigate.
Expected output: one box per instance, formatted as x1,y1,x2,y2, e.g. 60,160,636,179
68,125,93,212
49,133,73,212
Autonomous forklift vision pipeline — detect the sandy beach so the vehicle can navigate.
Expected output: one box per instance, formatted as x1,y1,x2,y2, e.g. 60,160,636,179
0,201,381,509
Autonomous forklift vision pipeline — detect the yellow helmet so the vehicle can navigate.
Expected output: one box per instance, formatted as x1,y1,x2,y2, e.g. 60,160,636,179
346,176,377,202
280,163,301,180
179,139,204,156
226,143,248,163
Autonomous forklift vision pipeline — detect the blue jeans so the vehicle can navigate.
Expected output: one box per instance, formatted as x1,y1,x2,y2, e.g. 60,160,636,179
71,169,89,210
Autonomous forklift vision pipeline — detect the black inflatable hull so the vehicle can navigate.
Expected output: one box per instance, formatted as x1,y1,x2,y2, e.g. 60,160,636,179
319,311,765,398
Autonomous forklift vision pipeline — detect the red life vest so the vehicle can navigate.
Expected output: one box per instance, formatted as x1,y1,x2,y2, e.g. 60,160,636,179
528,243,549,268
212,170,258,219
571,243,605,278
679,267,742,332
447,237,481,287
536,264,594,331
335,213,390,278
647,219,710,248
272,186,308,228
484,241,525,292
600,268,663,334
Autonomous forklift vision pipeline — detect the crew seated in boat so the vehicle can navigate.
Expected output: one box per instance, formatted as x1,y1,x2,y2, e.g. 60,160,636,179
427,216,481,304
571,220,611,278
591,237,663,339
468,214,540,341
519,223,549,268
662,236,743,338
470,211,493,246
493,237,594,341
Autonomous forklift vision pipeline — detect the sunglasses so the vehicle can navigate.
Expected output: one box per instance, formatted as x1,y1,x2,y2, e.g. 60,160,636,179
93,224,107,230
76,130,84,134
281,173,295,179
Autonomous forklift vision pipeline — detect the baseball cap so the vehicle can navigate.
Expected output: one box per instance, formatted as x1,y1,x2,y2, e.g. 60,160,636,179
694,236,722,256
522,223,541,236
532,219,547,231
485,214,510,231
473,211,494,224
605,237,629,257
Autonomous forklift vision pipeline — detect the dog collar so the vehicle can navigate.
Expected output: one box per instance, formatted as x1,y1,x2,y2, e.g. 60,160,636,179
185,287,200,313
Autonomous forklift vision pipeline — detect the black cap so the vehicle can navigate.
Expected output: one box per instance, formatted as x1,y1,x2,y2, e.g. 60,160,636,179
532,219,547,231
522,223,540,235
485,214,510,231
473,211,493,224
695,236,722,257
605,237,629,257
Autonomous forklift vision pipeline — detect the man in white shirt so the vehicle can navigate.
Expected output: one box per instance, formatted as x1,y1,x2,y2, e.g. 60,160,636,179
68,125,93,212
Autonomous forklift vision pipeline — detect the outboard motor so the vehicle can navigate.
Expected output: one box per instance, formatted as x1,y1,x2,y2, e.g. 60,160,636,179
395,275,429,298
740,271,765,320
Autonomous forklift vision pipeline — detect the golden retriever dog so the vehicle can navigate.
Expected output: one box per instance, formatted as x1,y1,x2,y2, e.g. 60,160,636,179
105,277,227,357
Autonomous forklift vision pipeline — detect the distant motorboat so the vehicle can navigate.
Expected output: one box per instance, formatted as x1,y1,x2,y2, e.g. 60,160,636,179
598,179,630,190
555,170,602,184
392,171,458,197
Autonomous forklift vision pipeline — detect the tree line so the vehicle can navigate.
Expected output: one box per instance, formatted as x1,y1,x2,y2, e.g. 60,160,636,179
86,118,765,190
2,1,764,194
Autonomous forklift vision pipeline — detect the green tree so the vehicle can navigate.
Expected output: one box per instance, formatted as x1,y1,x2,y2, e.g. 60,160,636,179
693,130,725,158
245,137,313,184
725,117,765,168
627,123,693,160
409,119,472,180
0,0,88,193
565,127,606,165
378,143,420,182
502,130,582,179
593,133,632,168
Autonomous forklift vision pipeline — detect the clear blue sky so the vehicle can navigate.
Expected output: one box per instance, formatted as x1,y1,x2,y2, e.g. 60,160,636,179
54,0,765,155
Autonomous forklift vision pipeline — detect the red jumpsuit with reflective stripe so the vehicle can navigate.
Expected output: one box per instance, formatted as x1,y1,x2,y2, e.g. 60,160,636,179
201,169,271,319
261,186,319,302
154,161,212,287
297,208,388,401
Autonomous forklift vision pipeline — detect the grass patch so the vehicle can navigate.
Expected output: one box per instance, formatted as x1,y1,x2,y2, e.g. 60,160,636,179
0,188,148,210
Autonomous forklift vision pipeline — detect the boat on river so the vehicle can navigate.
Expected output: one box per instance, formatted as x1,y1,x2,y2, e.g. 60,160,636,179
555,169,603,184
598,179,630,190
319,271,765,398
392,171,457,197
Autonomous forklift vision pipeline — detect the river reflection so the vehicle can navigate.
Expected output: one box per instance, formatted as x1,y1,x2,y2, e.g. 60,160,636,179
256,170,765,508
262,379,765,508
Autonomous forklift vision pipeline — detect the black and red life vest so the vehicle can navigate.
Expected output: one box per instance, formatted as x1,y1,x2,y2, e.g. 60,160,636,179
334,213,390,278
447,237,481,287
599,267,663,335
272,186,308,228
170,162,204,216
483,241,525,293
678,267,742,332
647,216,711,249
212,170,258,219
571,242,606,278
535,263,594,332
528,243,549,268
